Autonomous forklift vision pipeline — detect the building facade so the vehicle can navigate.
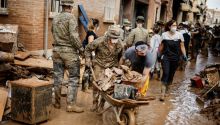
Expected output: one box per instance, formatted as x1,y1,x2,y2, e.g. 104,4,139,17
206,8,220,25
119,0,172,30
172,0,207,24
0,0,121,51
0,0,173,51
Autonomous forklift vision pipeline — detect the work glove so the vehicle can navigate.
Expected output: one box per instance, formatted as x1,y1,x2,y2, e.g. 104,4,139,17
183,55,188,62
157,53,162,62
85,58,92,67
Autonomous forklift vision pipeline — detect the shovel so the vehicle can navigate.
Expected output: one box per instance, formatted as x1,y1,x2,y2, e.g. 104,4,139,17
89,66,102,91
196,81,219,105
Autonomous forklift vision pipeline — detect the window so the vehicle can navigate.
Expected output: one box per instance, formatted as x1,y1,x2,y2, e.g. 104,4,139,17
104,0,115,22
51,0,62,13
50,0,62,18
0,0,7,8
0,0,8,15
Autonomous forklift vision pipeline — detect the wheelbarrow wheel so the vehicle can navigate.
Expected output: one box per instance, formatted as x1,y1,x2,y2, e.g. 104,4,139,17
120,109,135,125
103,108,118,125
102,108,135,125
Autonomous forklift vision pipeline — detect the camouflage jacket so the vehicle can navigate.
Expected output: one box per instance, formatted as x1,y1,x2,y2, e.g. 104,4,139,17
123,30,131,41
52,12,84,54
124,27,149,48
85,36,123,68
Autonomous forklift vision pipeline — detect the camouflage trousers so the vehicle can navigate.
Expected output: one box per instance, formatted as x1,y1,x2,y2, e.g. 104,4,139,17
92,64,105,111
53,51,80,105
82,66,93,91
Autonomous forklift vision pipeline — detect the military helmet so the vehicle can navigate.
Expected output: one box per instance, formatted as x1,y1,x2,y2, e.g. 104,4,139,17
61,0,74,6
123,19,131,26
107,25,121,39
136,16,145,21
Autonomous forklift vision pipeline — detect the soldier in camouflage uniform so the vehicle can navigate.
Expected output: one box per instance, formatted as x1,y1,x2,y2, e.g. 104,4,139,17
124,16,149,48
51,0,84,113
121,19,131,41
85,25,123,112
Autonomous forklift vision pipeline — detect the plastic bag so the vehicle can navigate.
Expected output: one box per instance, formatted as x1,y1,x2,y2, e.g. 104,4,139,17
139,76,149,96
113,84,137,100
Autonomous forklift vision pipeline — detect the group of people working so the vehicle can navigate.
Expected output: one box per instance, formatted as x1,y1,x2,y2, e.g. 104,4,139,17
51,0,187,113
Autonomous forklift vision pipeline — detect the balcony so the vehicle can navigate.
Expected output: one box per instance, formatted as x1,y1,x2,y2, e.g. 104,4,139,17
192,7,200,13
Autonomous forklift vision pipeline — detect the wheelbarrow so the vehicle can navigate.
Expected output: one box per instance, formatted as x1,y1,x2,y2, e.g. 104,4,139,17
90,67,152,125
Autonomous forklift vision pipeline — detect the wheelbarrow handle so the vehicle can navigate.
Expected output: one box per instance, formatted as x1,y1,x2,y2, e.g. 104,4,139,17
89,66,103,91
89,66,97,82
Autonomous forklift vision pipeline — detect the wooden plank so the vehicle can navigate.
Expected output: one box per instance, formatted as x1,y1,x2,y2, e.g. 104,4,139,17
0,88,8,121
10,77,52,88
15,51,31,60
14,57,53,69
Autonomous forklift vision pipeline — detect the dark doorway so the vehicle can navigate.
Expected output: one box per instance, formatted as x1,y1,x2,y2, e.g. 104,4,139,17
155,7,158,22
160,4,166,21
182,11,188,22
172,0,182,20
119,0,133,25
133,1,148,27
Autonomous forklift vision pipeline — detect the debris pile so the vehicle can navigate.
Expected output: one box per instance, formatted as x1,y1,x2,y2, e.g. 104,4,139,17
0,24,18,53
95,65,147,100
191,64,220,123
0,24,53,122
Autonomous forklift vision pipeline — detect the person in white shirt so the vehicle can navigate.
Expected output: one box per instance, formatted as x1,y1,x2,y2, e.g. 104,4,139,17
150,26,161,80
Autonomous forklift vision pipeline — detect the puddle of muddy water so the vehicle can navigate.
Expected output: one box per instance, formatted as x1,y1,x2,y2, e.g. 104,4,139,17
165,54,220,125
165,79,216,125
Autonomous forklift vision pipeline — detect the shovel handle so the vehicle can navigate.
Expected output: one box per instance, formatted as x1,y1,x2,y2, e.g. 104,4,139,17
201,81,219,97
90,66,97,82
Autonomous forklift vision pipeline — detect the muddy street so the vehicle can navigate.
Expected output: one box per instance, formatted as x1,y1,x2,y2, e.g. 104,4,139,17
137,54,220,125
2,55,219,125
1,0,220,124
165,55,220,125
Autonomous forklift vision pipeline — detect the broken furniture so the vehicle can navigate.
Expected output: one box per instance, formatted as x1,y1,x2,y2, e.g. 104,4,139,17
0,88,8,121
10,77,52,124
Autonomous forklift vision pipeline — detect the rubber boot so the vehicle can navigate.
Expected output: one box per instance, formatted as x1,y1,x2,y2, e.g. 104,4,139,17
157,70,160,80
97,98,105,113
150,71,154,80
90,89,99,112
66,104,84,113
165,85,169,97
90,101,98,112
83,84,89,93
66,86,84,113
54,87,61,109
159,84,166,102
82,70,89,92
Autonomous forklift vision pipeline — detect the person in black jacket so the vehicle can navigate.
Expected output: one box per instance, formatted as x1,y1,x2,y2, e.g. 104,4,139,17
82,18,99,48
158,20,187,101
82,18,99,92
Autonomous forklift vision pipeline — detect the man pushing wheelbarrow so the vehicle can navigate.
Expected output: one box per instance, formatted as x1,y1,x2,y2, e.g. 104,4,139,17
85,25,152,125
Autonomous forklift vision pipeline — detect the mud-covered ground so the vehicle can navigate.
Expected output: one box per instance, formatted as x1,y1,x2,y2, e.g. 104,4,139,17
2,54,220,125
